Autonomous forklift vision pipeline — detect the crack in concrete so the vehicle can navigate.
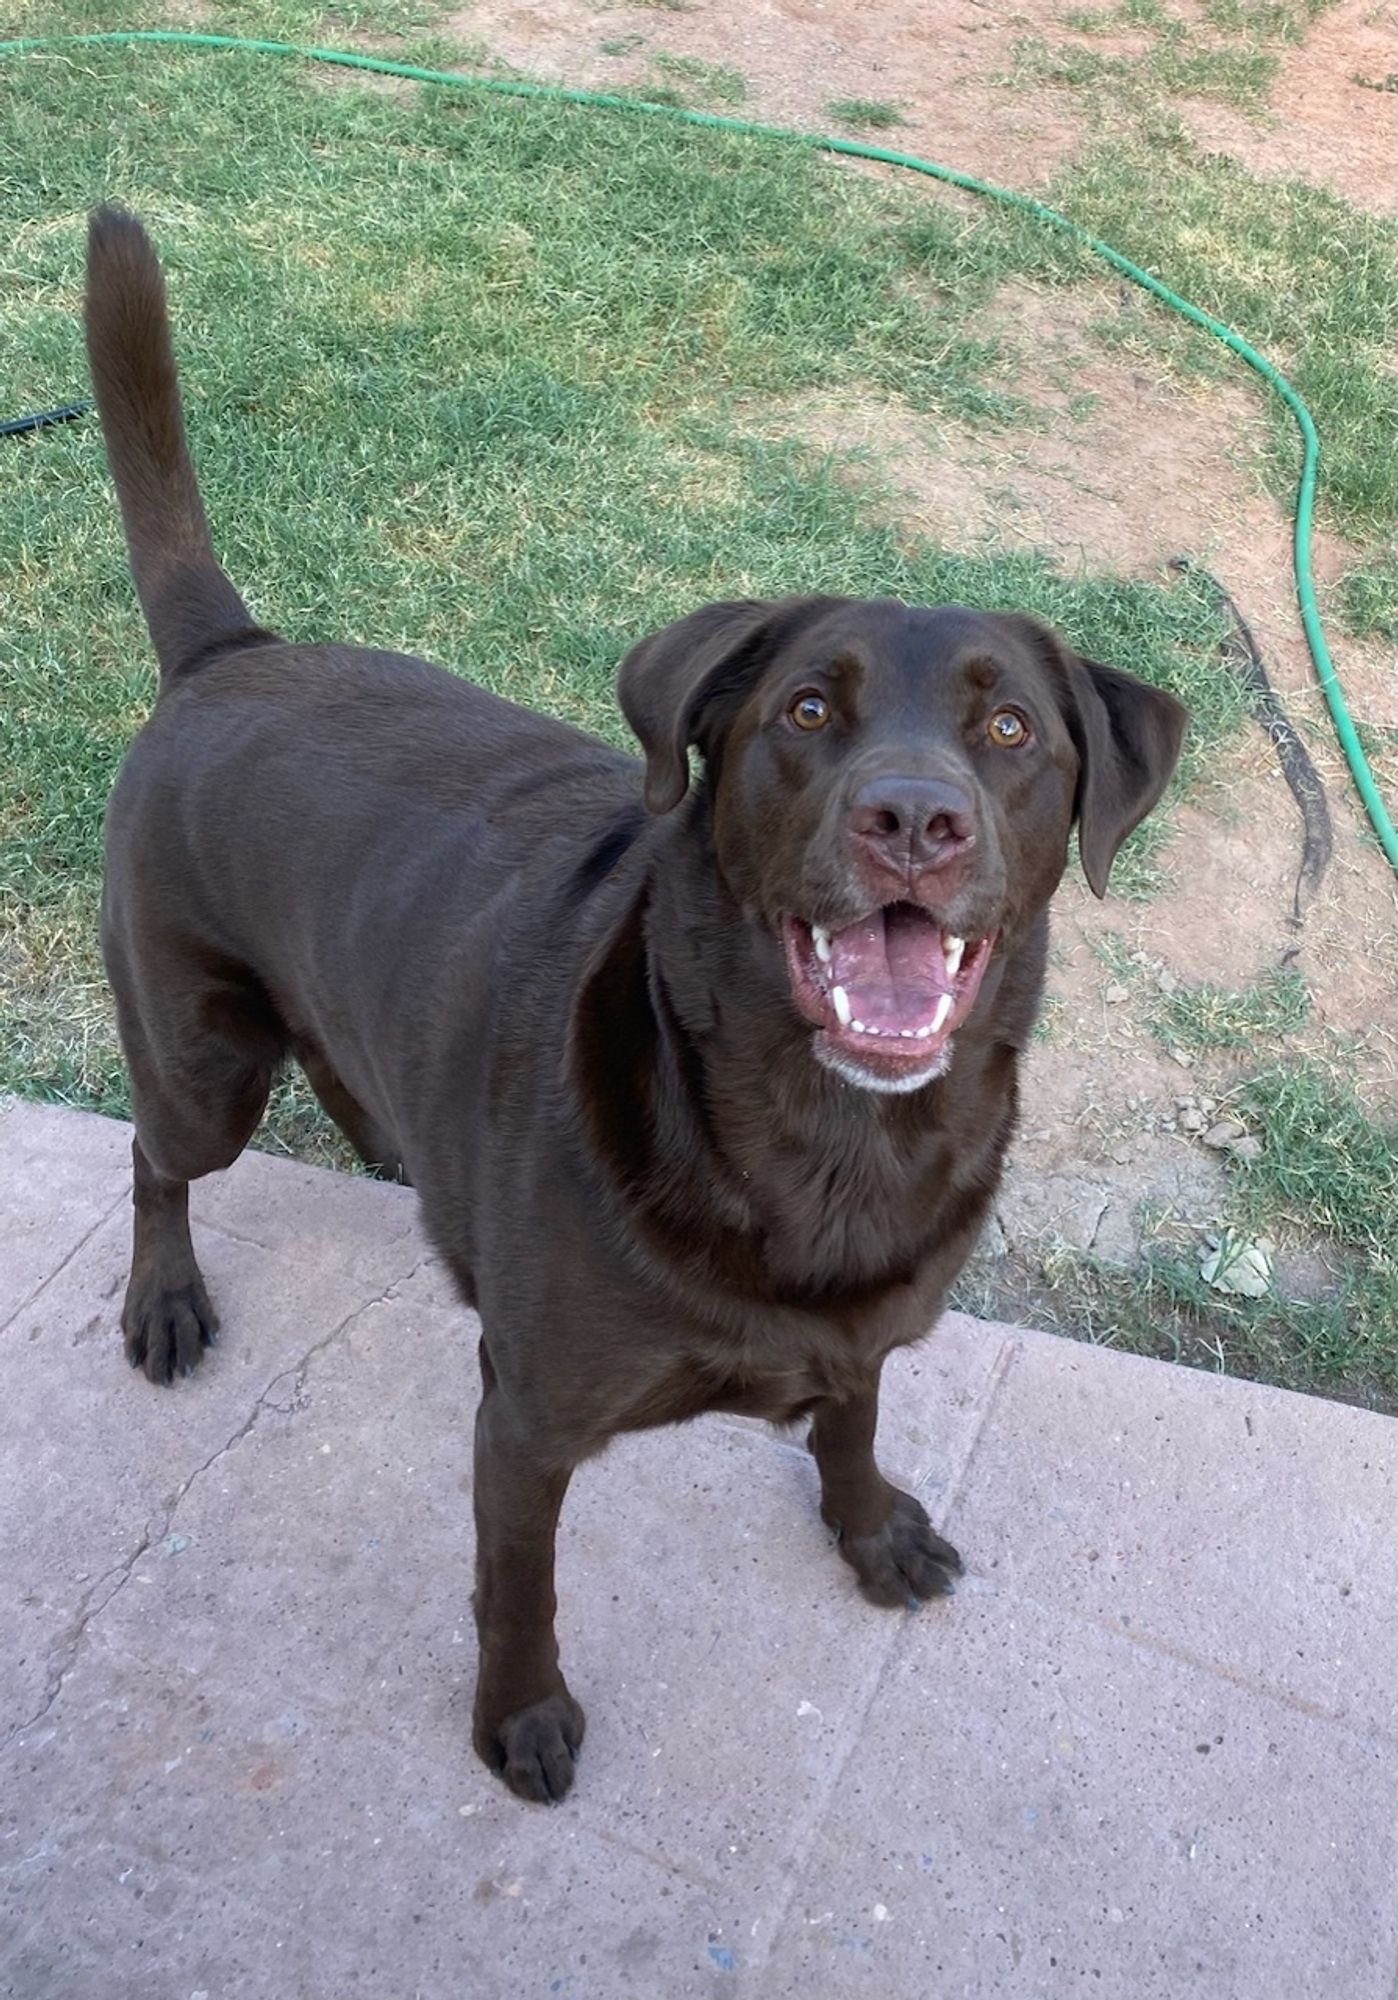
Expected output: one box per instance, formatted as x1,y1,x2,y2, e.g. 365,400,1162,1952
1,1252,431,1756
587,1821,729,1898
1004,1583,1398,1749
0,1189,127,1340
191,1217,272,1252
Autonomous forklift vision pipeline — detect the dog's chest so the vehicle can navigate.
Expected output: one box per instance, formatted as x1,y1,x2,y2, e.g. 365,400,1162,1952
747,1121,989,1305
621,1279,933,1433
722,1308,920,1421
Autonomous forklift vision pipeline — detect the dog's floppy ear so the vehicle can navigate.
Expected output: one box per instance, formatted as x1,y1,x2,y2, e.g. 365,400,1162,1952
618,597,836,813
1065,651,1188,897
1067,654,1188,896
1008,617,1189,897
617,599,777,814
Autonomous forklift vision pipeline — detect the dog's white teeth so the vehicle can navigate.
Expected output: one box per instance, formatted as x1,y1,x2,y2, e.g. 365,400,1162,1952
812,925,832,965
943,934,965,979
830,989,954,1041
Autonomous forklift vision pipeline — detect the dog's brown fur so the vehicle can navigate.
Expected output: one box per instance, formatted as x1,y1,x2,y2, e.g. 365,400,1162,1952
87,206,1186,1803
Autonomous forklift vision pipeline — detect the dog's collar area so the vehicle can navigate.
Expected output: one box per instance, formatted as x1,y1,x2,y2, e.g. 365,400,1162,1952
781,906,996,1088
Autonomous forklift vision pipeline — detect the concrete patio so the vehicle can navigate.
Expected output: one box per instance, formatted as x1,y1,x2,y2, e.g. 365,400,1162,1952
2,1094,1394,1999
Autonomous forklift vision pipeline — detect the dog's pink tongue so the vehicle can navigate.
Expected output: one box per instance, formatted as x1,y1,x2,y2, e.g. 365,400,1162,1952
828,906,949,1031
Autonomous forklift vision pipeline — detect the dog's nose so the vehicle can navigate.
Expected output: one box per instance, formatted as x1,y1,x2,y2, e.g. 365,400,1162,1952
849,776,975,874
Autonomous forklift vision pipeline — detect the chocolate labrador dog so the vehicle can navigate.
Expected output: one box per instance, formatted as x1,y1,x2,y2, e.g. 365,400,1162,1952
86,207,1185,1803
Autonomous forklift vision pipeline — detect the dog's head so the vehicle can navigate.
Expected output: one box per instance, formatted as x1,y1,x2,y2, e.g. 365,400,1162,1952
619,596,1186,1094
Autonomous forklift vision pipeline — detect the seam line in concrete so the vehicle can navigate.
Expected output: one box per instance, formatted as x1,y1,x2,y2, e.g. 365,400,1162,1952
0,1252,431,1757
738,1335,1025,1988
922,1331,1024,1518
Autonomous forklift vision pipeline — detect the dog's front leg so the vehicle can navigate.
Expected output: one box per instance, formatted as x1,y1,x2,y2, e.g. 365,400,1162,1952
810,1376,963,1609
122,1138,220,1383
471,1366,583,1803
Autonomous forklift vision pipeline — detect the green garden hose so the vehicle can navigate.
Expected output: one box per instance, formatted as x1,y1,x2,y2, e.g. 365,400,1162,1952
4,26,1394,870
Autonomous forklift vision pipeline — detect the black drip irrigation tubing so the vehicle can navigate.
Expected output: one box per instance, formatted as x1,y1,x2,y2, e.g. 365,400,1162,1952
0,399,93,438
2,26,1393,873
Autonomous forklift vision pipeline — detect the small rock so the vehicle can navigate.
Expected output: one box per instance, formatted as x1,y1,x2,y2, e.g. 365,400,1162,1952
1156,969,1179,995
1199,1096,1217,1115
1201,1234,1273,1297
1226,1135,1263,1161
1201,1120,1246,1149
1104,982,1129,1005
1178,1106,1206,1134
1169,1048,1195,1069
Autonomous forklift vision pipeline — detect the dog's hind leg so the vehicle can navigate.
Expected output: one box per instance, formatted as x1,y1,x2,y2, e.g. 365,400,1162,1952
293,1040,410,1185
111,961,282,1384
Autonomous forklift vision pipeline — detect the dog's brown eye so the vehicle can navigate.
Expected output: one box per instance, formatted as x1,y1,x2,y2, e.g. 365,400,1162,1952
987,708,1028,748
789,691,831,732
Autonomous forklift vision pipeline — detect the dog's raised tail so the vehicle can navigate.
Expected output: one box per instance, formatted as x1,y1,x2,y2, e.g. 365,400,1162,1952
85,206,276,680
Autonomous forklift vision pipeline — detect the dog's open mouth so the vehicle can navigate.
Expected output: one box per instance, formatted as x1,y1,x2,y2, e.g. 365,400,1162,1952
781,904,996,1089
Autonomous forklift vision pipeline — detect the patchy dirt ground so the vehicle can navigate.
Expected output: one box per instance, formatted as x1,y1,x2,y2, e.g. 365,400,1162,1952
450,0,1397,1320
459,0,1087,187
1176,0,1398,214
458,0,1398,214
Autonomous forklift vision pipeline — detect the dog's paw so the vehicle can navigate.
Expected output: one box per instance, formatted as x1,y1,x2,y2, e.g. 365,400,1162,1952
122,1275,219,1385
835,1487,963,1609
475,1690,586,1804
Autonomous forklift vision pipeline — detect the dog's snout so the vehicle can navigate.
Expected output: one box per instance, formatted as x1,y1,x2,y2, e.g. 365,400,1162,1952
849,776,975,874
